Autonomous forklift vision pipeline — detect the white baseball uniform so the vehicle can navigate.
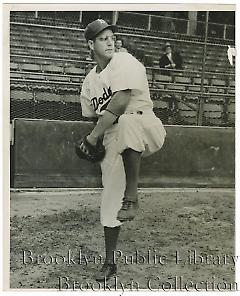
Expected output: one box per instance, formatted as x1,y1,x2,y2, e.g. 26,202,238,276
80,52,166,227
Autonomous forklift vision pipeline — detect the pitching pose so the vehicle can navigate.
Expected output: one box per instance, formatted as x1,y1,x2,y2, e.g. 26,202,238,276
76,19,166,281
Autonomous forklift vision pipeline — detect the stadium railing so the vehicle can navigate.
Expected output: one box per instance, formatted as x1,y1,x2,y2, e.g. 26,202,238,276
10,11,235,42
9,21,235,127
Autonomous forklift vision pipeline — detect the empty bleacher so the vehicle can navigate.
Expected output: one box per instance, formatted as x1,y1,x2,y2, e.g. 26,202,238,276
10,21,235,127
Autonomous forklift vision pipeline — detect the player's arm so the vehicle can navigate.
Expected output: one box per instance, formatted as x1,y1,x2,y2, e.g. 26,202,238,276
82,116,98,124
87,89,131,145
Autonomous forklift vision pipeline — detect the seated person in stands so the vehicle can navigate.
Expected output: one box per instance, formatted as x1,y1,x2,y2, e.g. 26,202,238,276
115,38,128,53
159,42,183,75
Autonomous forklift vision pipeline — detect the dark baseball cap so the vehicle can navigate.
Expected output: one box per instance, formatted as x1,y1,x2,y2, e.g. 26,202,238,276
84,19,118,41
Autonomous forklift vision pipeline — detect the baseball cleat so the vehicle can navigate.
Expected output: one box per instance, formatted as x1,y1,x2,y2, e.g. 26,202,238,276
117,198,139,222
95,263,117,282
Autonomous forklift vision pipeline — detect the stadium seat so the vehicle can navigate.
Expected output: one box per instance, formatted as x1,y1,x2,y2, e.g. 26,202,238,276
204,117,223,126
211,79,226,86
42,64,63,74
27,49,44,56
188,86,202,92
11,40,24,47
20,63,41,72
9,21,235,126
10,90,33,101
193,77,209,85
64,66,85,75
56,39,72,47
154,74,172,83
151,85,165,91
46,75,70,82
203,102,223,124
70,77,82,83
207,87,218,93
174,76,191,84
227,88,235,94
10,72,23,79
38,37,54,45
27,42,41,49
217,88,226,94
178,108,197,125
229,80,235,87
10,62,19,71
24,73,46,80
42,43,56,50
165,84,186,91
178,109,197,117
181,116,197,125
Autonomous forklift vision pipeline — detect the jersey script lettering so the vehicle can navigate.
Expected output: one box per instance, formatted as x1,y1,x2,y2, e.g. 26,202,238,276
91,87,113,112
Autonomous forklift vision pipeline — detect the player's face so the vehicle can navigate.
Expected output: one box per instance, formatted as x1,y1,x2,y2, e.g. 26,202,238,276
116,40,122,49
90,29,116,61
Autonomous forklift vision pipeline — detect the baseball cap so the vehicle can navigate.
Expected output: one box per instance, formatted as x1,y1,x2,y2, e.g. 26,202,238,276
84,19,118,41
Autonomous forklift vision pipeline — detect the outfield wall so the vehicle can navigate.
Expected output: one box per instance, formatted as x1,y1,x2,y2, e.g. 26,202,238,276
11,119,235,188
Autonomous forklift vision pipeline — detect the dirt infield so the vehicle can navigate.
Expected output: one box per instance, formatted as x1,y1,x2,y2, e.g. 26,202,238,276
10,189,235,291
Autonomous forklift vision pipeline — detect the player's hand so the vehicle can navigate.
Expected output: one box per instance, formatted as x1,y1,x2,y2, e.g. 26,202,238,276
75,135,105,163
86,134,98,146
171,63,176,68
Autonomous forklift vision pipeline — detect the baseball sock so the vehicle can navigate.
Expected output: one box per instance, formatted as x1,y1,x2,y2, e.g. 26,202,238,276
122,148,141,201
104,226,121,265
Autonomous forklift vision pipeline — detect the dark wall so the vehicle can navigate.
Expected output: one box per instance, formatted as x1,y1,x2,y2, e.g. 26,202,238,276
11,119,235,188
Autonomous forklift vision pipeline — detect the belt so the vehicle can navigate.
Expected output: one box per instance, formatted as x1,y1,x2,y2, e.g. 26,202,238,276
125,109,154,115
128,110,143,115
113,110,148,125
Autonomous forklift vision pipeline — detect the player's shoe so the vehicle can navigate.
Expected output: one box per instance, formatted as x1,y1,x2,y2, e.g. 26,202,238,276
117,197,139,222
95,263,117,282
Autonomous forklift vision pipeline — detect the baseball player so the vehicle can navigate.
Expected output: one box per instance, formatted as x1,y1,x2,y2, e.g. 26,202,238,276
79,19,166,281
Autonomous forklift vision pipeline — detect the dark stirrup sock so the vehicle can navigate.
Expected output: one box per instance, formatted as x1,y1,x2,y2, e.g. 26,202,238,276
104,226,121,264
123,195,138,203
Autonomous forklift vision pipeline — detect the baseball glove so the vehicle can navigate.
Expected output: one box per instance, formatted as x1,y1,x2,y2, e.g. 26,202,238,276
75,136,105,163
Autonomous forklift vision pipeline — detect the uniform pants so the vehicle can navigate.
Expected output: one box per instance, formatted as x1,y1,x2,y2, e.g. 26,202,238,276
100,111,166,227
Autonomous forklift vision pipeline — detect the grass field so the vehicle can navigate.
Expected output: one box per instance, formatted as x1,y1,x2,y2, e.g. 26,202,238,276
10,188,235,291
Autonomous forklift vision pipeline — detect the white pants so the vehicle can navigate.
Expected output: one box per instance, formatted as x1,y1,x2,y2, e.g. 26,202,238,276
100,111,166,227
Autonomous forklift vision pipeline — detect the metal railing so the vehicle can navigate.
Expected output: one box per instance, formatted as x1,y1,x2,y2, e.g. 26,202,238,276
9,19,235,127
117,11,234,41
10,10,235,41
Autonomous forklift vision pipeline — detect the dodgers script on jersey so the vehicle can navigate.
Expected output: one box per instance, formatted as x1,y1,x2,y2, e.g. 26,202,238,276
80,52,154,117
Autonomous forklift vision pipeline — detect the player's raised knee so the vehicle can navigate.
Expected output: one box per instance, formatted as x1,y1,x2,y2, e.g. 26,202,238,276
118,114,133,127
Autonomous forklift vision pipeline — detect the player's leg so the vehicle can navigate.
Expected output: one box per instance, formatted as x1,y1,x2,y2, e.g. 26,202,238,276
115,112,166,222
95,226,120,281
96,126,125,281
114,114,144,222
117,148,141,222
122,148,141,200
104,226,121,264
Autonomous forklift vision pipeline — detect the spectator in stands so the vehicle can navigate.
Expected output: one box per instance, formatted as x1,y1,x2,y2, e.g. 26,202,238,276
115,38,128,53
159,42,183,75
